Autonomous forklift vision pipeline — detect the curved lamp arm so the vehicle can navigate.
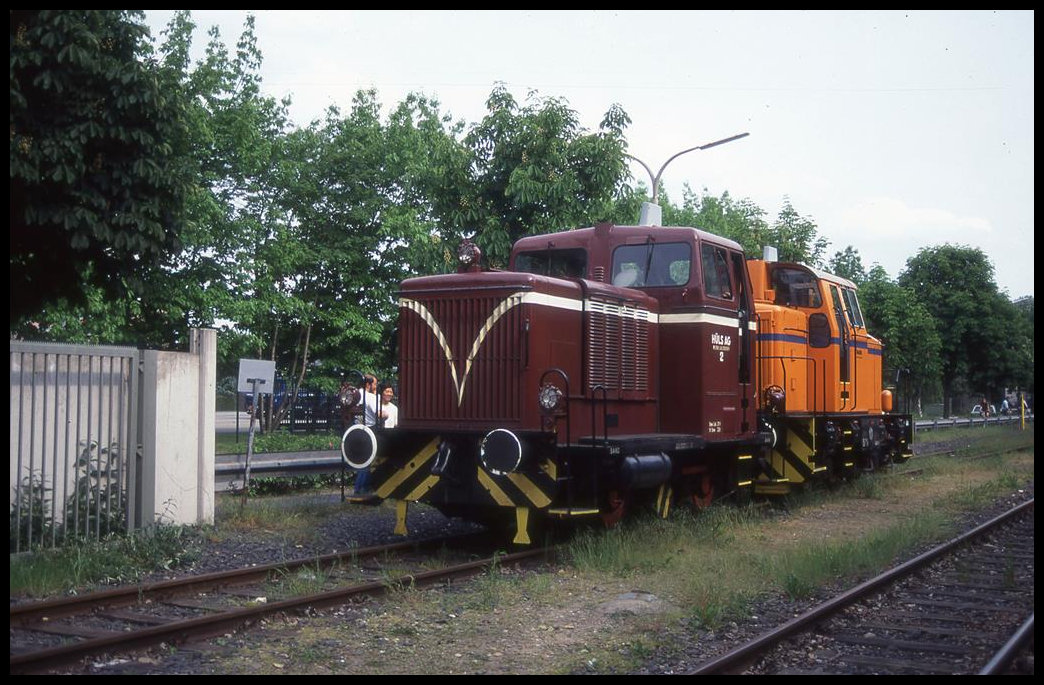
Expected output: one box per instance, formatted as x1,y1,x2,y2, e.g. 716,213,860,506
626,132,749,203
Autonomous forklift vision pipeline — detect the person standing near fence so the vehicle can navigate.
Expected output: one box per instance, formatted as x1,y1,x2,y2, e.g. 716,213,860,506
349,374,381,499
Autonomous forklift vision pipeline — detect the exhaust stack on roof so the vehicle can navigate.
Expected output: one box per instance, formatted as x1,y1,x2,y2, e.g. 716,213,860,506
638,202,662,227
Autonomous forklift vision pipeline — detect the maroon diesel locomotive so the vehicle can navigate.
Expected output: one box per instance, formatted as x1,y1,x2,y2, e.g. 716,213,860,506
341,222,913,544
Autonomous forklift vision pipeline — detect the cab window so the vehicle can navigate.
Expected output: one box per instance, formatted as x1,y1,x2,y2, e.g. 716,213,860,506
771,267,822,308
701,244,733,299
515,248,587,278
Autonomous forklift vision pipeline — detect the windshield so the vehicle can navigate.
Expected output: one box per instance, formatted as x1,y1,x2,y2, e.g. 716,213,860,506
611,242,691,288
842,287,865,328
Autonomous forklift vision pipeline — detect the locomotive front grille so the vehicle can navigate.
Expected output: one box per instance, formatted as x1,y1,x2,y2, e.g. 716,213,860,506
400,292,523,423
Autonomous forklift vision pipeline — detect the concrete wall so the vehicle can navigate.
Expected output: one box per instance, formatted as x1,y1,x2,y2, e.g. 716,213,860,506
139,328,216,527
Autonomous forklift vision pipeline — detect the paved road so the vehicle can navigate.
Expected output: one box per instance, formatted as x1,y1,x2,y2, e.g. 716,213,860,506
214,411,341,489
216,410,253,434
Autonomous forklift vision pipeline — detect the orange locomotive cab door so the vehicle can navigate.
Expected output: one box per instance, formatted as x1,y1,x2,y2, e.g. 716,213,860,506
827,285,853,411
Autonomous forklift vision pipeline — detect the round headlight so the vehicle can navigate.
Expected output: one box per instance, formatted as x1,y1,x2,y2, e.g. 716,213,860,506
341,424,378,469
480,428,523,476
538,383,563,412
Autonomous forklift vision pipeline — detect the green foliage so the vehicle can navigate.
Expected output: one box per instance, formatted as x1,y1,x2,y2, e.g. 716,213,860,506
216,431,315,456
455,84,632,266
242,474,343,497
248,429,341,454
1011,297,1034,394
10,10,191,328
829,246,868,284
9,473,56,552
660,187,770,253
859,265,942,407
10,523,199,596
898,244,1019,413
270,89,447,385
766,198,831,267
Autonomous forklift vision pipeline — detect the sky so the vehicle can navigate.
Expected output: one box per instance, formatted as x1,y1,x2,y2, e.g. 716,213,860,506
143,10,1034,300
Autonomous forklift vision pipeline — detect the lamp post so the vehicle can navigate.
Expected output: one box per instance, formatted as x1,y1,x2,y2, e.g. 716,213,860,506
626,132,749,225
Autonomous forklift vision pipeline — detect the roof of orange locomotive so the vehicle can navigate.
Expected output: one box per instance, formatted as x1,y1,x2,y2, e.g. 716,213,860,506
512,223,745,253
748,257,860,291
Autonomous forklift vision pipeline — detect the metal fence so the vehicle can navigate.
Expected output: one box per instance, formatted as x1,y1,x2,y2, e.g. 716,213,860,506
279,392,343,433
10,341,141,552
914,413,1033,433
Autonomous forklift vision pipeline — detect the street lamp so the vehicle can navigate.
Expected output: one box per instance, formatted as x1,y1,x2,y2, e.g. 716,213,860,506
626,132,749,225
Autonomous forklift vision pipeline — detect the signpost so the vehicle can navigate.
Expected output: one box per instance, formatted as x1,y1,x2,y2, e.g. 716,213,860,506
237,359,276,504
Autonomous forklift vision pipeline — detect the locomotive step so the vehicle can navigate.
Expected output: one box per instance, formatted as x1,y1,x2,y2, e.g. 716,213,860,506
547,507,600,517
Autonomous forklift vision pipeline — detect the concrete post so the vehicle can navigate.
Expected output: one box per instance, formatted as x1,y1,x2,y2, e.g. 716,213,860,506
139,329,217,527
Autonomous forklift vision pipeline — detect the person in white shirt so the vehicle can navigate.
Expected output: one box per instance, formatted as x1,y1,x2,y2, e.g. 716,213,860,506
380,383,398,429
349,374,380,496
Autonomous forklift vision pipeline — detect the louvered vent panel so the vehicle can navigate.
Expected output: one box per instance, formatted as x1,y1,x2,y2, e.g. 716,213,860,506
586,300,650,393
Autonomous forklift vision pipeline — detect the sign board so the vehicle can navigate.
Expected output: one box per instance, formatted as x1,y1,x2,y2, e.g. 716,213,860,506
237,359,276,394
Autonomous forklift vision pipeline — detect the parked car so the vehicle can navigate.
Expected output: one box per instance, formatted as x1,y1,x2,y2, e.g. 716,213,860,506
970,403,996,417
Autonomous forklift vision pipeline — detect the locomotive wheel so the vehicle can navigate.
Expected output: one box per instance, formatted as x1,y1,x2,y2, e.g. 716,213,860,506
601,490,626,528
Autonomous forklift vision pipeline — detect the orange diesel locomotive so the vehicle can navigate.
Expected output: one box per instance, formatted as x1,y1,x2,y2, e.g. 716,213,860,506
341,223,913,544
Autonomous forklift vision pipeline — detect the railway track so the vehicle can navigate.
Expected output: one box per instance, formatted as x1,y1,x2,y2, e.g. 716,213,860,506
10,532,555,675
689,499,1034,675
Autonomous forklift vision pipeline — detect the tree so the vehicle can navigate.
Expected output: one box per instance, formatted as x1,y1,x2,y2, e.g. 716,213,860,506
10,10,191,326
265,89,468,409
898,245,999,416
967,292,1034,401
858,266,941,415
1010,296,1034,396
766,198,830,267
829,246,867,284
453,85,632,266
655,190,829,268
159,12,298,394
662,188,770,254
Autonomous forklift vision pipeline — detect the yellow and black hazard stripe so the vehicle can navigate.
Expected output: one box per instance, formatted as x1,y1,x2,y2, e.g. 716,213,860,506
372,438,558,511
374,438,442,501
755,417,827,495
